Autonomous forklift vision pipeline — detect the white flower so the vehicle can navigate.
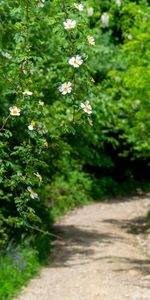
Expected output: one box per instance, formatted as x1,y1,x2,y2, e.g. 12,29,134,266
87,36,95,45
27,186,38,199
28,125,34,130
101,13,109,28
74,3,84,11
80,101,92,114
38,3,44,8
37,0,45,7
21,61,27,74
38,100,44,106
87,7,94,17
1,51,12,59
127,34,133,40
115,0,121,7
28,121,36,131
114,76,120,82
59,82,72,95
17,171,22,176
69,55,83,68
22,88,33,96
132,100,141,110
34,172,42,182
63,19,76,30
91,77,95,83
9,106,21,116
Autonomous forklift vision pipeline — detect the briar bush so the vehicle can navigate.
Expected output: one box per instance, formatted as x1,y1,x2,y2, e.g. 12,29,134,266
0,0,97,247
1,0,150,251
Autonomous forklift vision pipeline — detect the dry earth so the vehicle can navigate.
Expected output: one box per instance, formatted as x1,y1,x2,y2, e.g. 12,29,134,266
15,195,150,300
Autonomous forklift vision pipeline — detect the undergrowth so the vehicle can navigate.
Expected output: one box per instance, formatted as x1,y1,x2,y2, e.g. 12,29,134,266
0,243,39,300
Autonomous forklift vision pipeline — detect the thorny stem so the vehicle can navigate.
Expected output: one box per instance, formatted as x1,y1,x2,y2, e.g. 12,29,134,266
61,0,68,17
26,224,62,239
24,0,29,49
61,0,77,123
19,0,30,92
60,0,75,55
72,70,76,123
20,0,30,77
0,115,10,132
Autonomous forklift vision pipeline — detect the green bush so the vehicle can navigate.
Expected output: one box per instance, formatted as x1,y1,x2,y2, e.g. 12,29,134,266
43,170,92,219
0,0,97,246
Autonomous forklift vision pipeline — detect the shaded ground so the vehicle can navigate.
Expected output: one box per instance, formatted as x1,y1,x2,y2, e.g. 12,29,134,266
15,195,150,300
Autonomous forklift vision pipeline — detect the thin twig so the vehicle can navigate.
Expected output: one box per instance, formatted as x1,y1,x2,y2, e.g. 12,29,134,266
0,115,10,132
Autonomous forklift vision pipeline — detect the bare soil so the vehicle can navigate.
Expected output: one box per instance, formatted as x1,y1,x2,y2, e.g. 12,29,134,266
15,195,150,300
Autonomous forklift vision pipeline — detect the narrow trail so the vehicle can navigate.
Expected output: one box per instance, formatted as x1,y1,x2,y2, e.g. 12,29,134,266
15,196,150,300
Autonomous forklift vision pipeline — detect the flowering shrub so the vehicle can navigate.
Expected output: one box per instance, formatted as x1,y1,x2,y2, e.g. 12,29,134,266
1,0,150,249
0,0,96,247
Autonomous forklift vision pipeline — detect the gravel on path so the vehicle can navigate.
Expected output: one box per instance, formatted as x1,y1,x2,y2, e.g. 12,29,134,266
14,195,150,300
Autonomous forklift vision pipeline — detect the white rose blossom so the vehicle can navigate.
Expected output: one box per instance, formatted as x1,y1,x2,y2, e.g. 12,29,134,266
87,36,95,45
63,19,76,30
87,7,94,17
28,121,36,131
132,100,141,110
37,0,45,7
1,51,12,59
74,3,84,11
115,0,121,7
101,13,109,28
69,55,83,68
9,106,21,116
127,34,133,40
38,100,44,106
59,82,72,95
80,101,92,114
17,171,22,176
28,124,34,131
27,186,38,199
22,88,33,96
34,172,42,182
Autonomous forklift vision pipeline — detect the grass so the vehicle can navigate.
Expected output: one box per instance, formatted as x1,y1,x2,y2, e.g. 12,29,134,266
0,242,40,300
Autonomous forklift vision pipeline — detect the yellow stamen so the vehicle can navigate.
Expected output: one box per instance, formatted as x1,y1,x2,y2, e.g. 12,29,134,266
31,121,36,126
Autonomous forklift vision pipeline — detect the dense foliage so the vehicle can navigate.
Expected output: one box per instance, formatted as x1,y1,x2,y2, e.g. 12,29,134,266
1,0,150,252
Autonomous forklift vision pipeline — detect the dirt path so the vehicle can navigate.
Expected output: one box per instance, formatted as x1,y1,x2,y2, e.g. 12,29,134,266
15,196,150,300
